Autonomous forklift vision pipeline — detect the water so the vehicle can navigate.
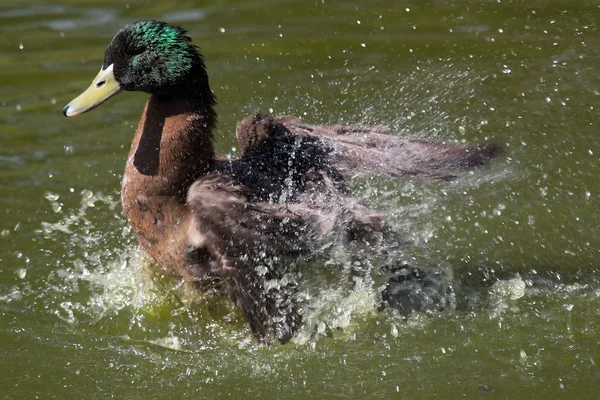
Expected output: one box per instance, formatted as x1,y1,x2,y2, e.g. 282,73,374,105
1,0,599,398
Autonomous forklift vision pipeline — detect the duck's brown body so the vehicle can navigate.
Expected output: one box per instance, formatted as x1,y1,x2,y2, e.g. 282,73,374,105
122,95,214,280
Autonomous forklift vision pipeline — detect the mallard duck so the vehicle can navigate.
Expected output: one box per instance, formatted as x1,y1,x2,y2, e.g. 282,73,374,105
63,20,500,344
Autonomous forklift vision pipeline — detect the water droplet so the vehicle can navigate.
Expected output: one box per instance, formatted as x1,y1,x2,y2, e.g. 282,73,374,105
45,192,60,201
520,349,527,361
51,203,62,213
317,322,326,334
81,189,93,200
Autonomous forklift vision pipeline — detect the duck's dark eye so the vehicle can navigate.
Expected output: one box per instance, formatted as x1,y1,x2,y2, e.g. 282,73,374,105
96,80,106,88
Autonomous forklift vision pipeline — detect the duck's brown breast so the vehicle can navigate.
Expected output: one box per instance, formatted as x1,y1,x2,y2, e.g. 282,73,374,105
120,95,215,278
122,163,192,276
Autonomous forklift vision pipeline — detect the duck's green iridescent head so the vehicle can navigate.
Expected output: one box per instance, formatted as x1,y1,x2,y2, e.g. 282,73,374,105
64,20,210,117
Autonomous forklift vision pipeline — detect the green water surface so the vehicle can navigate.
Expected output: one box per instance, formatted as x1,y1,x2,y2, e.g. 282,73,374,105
1,0,599,398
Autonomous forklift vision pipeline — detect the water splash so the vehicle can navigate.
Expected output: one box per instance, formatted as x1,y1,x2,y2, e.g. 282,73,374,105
38,190,164,326
30,189,422,348
27,184,469,352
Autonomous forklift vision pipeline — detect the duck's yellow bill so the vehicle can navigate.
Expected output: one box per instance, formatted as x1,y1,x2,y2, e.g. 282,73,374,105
63,63,122,117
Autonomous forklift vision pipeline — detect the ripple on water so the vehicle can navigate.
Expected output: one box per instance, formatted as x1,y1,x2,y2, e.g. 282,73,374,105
0,5,120,34
161,9,207,24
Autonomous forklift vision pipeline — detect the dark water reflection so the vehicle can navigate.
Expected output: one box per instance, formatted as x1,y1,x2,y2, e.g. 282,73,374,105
0,0,599,398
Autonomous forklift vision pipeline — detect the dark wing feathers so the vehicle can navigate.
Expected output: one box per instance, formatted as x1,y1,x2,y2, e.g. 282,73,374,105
236,114,502,180
186,174,308,344
186,114,501,344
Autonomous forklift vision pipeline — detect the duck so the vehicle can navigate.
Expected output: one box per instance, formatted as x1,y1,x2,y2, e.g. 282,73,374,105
63,20,501,345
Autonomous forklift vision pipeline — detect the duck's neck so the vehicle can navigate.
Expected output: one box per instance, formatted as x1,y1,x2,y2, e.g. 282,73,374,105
121,93,216,252
123,94,216,200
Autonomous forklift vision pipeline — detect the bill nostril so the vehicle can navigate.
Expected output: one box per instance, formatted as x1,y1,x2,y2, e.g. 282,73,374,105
96,80,106,88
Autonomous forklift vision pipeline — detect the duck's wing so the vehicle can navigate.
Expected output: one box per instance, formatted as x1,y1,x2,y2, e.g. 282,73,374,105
298,122,503,180
235,114,302,157
184,172,400,343
185,173,310,344
230,114,345,203
236,114,502,180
